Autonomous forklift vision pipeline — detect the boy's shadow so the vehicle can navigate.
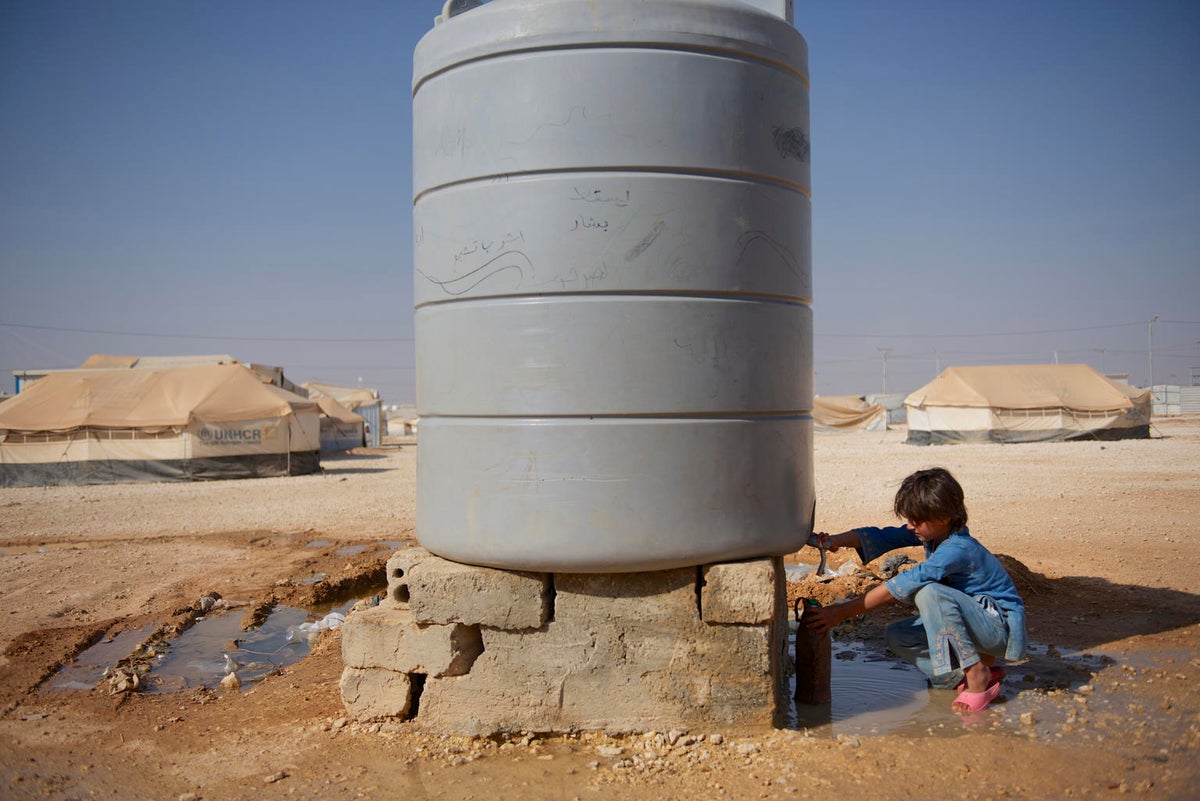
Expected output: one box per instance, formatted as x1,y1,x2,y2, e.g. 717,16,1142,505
997,555,1200,652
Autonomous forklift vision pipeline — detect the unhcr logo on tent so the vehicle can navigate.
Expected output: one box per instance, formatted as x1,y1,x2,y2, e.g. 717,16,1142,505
198,426,263,444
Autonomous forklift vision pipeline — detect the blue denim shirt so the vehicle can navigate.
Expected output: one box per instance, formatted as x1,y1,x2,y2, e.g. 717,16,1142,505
856,525,1027,661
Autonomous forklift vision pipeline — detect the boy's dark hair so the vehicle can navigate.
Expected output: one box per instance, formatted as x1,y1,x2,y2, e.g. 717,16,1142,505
893,467,968,532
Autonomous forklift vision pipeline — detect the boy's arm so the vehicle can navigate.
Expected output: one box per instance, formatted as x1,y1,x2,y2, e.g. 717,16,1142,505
805,583,894,634
855,526,921,563
807,529,864,556
810,526,918,564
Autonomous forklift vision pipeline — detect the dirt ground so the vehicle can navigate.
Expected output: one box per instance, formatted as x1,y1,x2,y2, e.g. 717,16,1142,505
1,419,1198,800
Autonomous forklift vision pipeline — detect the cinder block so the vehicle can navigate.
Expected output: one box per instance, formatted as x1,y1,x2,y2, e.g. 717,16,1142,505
471,618,598,673
384,546,434,608
343,557,789,734
560,665,681,733
554,566,698,624
339,667,413,721
418,670,562,736
565,617,782,730
650,621,785,720
341,605,482,677
417,620,616,734
408,556,550,629
701,558,781,624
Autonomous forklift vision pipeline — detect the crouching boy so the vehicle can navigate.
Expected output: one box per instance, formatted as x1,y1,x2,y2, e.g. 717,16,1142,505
805,467,1026,713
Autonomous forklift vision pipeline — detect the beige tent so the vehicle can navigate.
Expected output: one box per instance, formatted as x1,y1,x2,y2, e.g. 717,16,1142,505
813,395,887,432
904,364,1152,445
76,353,307,394
78,353,239,370
315,396,366,453
0,364,321,486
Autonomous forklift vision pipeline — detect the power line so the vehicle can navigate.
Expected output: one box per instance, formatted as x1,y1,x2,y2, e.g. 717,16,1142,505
0,322,414,343
815,321,1146,339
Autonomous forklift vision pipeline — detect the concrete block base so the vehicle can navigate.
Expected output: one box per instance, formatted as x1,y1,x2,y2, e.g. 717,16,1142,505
341,547,790,736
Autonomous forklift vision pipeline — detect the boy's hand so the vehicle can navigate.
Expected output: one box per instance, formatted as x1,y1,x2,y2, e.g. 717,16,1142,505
803,602,846,634
806,532,840,552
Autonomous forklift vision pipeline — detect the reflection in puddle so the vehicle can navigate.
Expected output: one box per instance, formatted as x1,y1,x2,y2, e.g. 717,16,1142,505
790,638,937,737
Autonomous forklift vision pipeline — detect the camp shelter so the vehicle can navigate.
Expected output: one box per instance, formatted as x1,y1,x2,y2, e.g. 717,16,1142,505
78,353,239,370
302,382,384,447
387,404,419,436
813,395,887,432
315,396,366,453
904,364,1152,445
77,353,308,395
16,354,301,396
0,364,321,486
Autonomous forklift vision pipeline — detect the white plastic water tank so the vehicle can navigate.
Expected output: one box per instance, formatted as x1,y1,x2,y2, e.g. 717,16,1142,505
413,0,814,572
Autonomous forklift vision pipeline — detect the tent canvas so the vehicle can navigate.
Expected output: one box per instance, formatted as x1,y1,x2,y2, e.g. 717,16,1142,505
0,364,321,486
813,395,887,432
904,364,1151,445
77,353,240,370
315,396,366,453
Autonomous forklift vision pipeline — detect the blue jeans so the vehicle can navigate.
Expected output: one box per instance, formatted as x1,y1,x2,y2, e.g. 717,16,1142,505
884,583,1009,690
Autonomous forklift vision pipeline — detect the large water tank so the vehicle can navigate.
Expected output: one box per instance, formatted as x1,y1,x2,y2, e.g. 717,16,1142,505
413,0,813,572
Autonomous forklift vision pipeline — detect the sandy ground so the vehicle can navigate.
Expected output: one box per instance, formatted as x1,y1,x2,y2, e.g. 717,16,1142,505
1,420,1198,800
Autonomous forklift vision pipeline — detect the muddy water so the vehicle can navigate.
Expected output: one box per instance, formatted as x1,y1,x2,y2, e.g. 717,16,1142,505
47,626,156,691
148,604,351,692
789,637,959,737
47,600,360,694
786,635,1157,741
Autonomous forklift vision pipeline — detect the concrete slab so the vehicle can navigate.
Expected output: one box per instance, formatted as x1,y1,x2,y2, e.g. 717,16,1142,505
341,605,482,677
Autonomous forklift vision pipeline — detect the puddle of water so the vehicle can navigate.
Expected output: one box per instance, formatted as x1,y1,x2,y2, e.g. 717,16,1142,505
305,539,333,548
786,634,1150,740
150,602,354,692
45,599,364,694
298,572,328,585
46,626,155,690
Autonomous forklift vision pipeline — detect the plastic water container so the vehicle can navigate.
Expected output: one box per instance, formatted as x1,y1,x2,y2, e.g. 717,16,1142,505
413,0,814,572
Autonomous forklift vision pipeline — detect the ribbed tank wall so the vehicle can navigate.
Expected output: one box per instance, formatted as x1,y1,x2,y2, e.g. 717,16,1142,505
413,0,814,572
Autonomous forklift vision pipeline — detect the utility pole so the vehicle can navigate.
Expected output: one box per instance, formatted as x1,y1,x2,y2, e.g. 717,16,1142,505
1094,347,1106,374
933,347,942,376
1148,316,1158,388
877,346,892,394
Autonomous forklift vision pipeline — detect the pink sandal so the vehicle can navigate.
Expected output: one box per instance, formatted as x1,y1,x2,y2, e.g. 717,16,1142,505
956,666,1006,691
953,681,1001,713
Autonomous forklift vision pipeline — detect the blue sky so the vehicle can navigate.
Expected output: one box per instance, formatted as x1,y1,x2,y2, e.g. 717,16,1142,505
2,0,1198,403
